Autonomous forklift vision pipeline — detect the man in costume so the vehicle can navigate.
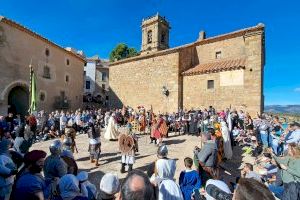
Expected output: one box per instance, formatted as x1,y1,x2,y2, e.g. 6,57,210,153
62,121,78,153
104,113,119,140
119,129,138,173
151,115,168,145
87,121,101,166
138,107,147,134
43,140,67,199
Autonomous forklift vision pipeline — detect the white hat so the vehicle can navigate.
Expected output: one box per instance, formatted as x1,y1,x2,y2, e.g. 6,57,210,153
99,173,120,196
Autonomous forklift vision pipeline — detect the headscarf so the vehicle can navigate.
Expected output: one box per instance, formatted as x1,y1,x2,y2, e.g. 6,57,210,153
0,139,12,154
59,174,81,200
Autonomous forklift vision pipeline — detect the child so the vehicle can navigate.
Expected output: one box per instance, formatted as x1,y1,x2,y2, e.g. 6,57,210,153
179,157,201,200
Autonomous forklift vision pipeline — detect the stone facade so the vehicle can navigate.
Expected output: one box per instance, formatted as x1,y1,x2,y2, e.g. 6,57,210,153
0,16,85,116
110,15,265,116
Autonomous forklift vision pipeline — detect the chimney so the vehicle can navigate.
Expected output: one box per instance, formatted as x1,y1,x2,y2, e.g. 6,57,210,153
198,30,206,41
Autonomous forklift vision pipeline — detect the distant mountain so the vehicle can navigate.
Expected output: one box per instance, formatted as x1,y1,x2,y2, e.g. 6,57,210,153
264,105,300,114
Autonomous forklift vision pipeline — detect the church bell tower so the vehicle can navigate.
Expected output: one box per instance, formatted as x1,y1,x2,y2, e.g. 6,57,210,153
141,13,170,55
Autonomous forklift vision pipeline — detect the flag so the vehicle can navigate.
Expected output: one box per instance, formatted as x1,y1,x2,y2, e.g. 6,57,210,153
29,69,37,113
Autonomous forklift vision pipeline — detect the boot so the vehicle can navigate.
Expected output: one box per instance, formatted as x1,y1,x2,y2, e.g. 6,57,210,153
95,160,100,167
90,157,95,163
128,164,133,172
120,163,126,173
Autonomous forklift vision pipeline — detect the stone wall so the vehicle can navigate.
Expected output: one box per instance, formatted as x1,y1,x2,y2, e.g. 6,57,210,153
183,30,264,116
0,20,84,115
109,52,180,113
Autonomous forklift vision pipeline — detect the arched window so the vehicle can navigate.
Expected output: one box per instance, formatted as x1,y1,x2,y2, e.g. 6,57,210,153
147,30,152,44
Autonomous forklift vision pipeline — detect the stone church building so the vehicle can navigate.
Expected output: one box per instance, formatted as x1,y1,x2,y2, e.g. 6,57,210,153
0,16,85,117
109,14,265,115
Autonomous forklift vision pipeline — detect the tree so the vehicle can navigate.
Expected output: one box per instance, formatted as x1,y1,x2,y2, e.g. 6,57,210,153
109,43,138,62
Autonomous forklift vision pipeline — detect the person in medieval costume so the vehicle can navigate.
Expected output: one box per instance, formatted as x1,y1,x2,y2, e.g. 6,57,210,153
104,112,110,129
188,113,198,135
220,121,232,160
61,122,78,153
43,140,67,199
119,130,138,173
149,145,183,200
87,122,101,167
138,108,147,134
151,115,168,146
104,113,119,140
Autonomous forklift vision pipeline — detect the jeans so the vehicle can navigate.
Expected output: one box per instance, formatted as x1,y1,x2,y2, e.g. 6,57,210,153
271,137,279,155
260,131,269,148
268,184,284,199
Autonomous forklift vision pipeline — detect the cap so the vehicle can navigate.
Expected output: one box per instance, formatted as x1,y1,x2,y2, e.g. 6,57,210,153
99,173,120,196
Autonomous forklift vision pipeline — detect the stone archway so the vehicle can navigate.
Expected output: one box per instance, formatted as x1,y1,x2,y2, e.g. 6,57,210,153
8,86,29,118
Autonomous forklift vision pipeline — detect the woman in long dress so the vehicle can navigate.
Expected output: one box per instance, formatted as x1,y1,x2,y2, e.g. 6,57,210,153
104,113,119,140
221,121,232,160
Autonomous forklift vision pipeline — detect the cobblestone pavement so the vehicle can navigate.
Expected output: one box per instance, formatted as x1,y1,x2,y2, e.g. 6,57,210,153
32,131,254,188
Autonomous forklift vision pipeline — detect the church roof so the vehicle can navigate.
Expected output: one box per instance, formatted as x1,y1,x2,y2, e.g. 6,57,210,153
182,58,246,76
0,16,86,63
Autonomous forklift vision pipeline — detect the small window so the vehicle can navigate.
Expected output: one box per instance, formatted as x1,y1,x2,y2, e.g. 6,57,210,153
102,72,107,81
147,30,152,44
65,75,69,82
86,81,90,89
207,80,214,89
45,48,50,57
43,65,51,79
215,51,221,59
39,92,46,102
66,59,70,66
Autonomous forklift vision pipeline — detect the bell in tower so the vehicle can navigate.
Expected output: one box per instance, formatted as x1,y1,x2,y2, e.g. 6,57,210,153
141,13,170,55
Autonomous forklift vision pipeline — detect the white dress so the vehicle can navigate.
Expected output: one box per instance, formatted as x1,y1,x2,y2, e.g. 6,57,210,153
104,117,119,140
221,122,233,160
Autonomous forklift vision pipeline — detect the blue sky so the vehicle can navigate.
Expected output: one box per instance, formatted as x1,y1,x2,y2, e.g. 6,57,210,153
1,0,299,105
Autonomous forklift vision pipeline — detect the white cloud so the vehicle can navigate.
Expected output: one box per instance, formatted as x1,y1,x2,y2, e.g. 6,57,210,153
295,88,300,92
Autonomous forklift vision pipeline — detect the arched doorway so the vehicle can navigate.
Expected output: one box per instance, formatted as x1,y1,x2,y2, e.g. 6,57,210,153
8,86,29,118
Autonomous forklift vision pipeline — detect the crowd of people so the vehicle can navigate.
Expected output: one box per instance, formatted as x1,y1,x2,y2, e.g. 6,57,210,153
0,105,299,200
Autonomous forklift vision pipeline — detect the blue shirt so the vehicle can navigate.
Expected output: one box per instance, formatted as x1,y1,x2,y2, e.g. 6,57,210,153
15,172,46,200
179,170,201,200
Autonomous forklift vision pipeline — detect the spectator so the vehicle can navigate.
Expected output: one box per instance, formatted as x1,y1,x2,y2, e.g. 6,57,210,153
240,163,262,182
233,178,275,200
14,150,47,200
179,157,201,200
98,173,120,200
77,171,97,200
203,179,232,200
54,174,88,200
0,139,17,200
119,170,155,200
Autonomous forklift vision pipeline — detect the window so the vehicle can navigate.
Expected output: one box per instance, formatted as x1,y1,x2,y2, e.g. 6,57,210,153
65,75,69,83
66,59,70,66
207,80,214,89
102,72,107,81
43,65,51,79
39,92,46,102
215,51,221,59
86,81,90,89
45,48,50,57
161,32,166,43
147,30,152,44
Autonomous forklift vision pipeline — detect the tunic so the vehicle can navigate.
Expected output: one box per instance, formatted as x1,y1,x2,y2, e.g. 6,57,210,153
104,116,119,140
179,170,201,200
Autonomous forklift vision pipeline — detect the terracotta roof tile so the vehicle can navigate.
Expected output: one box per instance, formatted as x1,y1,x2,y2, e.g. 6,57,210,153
182,58,246,76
